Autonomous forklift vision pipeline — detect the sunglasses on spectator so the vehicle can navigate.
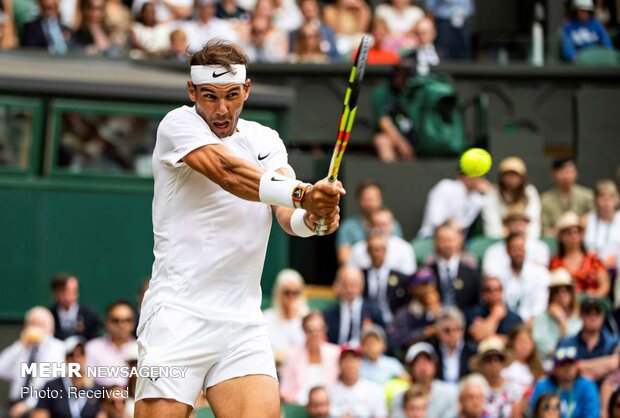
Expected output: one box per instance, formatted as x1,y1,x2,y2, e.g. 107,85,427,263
543,401,560,411
482,354,505,363
282,289,301,297
109,317,133,324
483,286,501,293
439,326,462,334
562,227,581,236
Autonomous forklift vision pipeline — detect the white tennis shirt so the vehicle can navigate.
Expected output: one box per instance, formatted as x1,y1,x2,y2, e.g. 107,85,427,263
139,106,294,331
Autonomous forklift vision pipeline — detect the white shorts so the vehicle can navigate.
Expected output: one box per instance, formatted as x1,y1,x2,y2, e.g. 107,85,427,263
135,305,277,407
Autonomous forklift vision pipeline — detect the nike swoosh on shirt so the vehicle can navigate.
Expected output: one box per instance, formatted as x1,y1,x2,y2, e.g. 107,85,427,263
258,153,270,161
212,70,230,78
271,177,285,181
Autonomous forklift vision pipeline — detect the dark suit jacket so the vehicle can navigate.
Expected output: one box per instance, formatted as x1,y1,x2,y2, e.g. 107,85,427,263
21,17,71,49
50,304,101,341
428,260,481,312
323,298,385,345
362,269,410,317
432,339,477,382
35,378,102,418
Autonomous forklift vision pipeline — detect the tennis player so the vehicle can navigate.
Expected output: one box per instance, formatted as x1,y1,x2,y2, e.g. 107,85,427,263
134,39,344,418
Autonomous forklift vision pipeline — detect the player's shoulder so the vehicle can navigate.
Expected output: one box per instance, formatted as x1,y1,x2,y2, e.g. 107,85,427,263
160,105,199,125
238,118,283,146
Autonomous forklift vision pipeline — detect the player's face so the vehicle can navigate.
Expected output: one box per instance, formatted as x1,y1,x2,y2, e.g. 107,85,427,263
188,81,251,139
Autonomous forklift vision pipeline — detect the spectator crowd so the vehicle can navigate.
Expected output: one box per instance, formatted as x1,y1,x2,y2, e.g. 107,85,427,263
0,0,618,64
2,154,619,418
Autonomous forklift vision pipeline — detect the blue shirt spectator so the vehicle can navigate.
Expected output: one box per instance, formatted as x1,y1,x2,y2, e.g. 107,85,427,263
530,375,599,418
562,0,613,62
557,330,619,360
361,355,405,384
425,0,474,20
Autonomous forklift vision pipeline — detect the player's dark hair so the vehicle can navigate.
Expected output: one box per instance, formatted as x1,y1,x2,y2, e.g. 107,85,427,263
355,180,382,199
190,39,249,73
51,273,77,292
551,157,576,171
105,300,135,319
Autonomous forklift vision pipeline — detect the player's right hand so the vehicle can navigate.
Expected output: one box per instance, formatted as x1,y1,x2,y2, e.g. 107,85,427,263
303,179,346,217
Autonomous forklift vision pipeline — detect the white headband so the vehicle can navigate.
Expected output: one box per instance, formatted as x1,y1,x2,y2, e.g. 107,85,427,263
190,64,247,85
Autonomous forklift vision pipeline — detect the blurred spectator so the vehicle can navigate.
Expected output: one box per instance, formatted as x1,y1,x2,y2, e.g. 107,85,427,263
483,210,550,277
366,18,400,65
129,2,175,56
426,0,473,60
280,312,340,404
323,266,385,345
96,385,130,418
288,0,339,60
323,0,371,57
494,233,550,322
216,0,250,20
470,336,523,417
0,0,18,49
85,301,136,387
407,17,440,68
541,158,594,236
390,268,442,349
418,171,489,238
263,269,309,366
184,0,238,53
32,337,102,418
336,180,404,264
289,21,329,63
531,393,561,418
132,0,192,23
50,273,100,341
349,208,416,275
466,276,523,343
550,211,610,298
562,0,613,62
502,325,545,394
375,0,424,38
271,0,303,33
607,387,620,418
391,342,458,418
328,345,387,417
532,268,583,370
432,307,476,385
557,296,619,381
306,386,330,418
371,64,416,162
427,222,481,312
0,307,65,418
483,157,542,239
360,325,407,384
21,0,71,55
457,374,491,418
123,342,138,418
359,233,410,324
72,0,118,56
105,0,132,50
401,385,428,418
166,28,188,60
529,345,600,418
243,14,288,62
583,179,620,270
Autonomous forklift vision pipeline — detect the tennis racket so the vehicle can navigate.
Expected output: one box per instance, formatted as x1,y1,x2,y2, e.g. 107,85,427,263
317,35,371,234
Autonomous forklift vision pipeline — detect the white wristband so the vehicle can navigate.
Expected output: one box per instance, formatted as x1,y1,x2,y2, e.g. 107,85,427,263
259,170,301,208
291,209,317,237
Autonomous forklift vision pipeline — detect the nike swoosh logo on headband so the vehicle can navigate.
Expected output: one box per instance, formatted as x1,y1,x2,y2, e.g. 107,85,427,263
212,70,230,78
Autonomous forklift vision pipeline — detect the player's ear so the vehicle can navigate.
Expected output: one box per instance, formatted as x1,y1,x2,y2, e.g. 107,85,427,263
187,81,196,102
243,79,251,101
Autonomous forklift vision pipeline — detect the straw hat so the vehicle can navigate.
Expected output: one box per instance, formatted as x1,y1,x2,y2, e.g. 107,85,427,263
499,157,527,176
555,212,583,233
470,336,507,372
548,268,574,289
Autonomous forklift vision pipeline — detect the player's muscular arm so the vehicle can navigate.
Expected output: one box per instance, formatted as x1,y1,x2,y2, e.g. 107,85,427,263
184,143,263,201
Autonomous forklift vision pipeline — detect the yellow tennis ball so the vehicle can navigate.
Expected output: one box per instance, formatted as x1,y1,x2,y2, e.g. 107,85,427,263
460,148,492,177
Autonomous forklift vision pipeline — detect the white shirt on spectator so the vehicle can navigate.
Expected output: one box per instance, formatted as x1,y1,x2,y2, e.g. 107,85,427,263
348,236,417,275
183,18,239,53
584,210,620,265
482,184,542,239
375,4,424,35
329,378,387,418
85,336,136,386
483,239,550,277
501,360,534,395
131,22,176,54
418,179,487,238
59,0,78,28
440,341,463,385
132,0,193,23
58,303,79,334
495,261,550,321
272,0,303,32
263,308,305,360
0,336,65,407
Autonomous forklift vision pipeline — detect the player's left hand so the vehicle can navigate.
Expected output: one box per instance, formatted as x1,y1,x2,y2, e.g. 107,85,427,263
306,206,340,236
